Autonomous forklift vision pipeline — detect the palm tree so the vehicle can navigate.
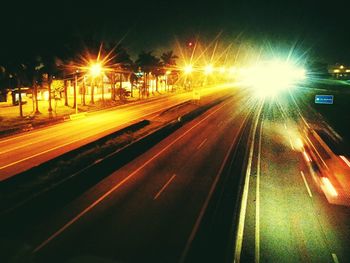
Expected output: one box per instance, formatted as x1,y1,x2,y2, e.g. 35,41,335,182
135,51,160,98
113,44,133,100
161,50,178,67
161,51,178,92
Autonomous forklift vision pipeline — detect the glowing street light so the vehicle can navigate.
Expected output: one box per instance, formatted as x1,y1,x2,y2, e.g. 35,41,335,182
240,60,306,98
184,65,193,74
89,62,103,77
204,64,213,75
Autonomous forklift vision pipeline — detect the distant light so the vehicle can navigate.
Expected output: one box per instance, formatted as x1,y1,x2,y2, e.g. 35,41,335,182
166,70,171,75
346,69,350,73
340,65,344,69
204,64,213,75
184,65,193,74
241,60,306,98
333,69,340,73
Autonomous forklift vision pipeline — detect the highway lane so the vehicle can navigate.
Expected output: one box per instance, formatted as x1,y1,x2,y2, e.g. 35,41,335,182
0,86,230,181
237,100,350,263
0,89,252,263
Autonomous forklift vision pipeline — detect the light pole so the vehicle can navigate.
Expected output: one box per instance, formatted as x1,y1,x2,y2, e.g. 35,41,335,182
89,62,102,103
75,70,78,114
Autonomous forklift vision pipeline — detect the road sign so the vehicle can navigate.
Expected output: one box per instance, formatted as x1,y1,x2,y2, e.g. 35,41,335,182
315,95,333,104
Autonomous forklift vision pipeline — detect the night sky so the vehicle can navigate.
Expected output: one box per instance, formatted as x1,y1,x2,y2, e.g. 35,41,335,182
1,0,349,63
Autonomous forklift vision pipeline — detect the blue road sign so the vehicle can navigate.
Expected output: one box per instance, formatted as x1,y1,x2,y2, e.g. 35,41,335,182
315,95,334,104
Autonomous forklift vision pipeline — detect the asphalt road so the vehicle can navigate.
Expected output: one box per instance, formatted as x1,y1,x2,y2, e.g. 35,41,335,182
3,86,349,263
1,90,251,263
0,87,228,181
237,98,350,263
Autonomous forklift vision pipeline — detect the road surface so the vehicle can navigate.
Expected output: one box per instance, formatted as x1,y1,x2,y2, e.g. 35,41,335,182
0,90,251,263
236,98,350,263
2,88,350,263
0,87,229,181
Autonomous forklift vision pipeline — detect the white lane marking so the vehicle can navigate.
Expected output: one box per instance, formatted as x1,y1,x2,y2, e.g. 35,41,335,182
153,174,176,200
234,102,263,263
179,111,250,263
0,104,181,175
33,97,232,253
196,138,208,150
300,171,313,198
332,253,340,263
255,119,263,263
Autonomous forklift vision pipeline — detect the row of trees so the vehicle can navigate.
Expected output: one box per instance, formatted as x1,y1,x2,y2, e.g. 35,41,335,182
0,42,179,117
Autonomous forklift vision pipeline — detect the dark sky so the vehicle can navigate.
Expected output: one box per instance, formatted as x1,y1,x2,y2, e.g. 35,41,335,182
1,0,349,63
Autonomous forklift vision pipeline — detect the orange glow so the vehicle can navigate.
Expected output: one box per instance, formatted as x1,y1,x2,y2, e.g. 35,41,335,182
321,177,338,197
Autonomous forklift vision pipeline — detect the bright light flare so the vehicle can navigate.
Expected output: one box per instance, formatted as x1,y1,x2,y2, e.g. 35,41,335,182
89,63,103,77
184,65,193,74
240,60,306,98
204,64,213,75
321,177,338,197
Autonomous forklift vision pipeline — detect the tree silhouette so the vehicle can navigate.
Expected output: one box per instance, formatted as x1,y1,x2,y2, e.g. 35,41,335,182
136,51,160,97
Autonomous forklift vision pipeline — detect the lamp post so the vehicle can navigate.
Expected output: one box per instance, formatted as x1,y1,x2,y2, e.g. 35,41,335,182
74,70,79,114
89,62,103,103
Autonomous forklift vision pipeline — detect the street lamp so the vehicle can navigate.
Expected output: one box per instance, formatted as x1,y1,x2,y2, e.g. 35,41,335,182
88,62,104,103
184,65,193,74
204,64,213,75
89,63,102,77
